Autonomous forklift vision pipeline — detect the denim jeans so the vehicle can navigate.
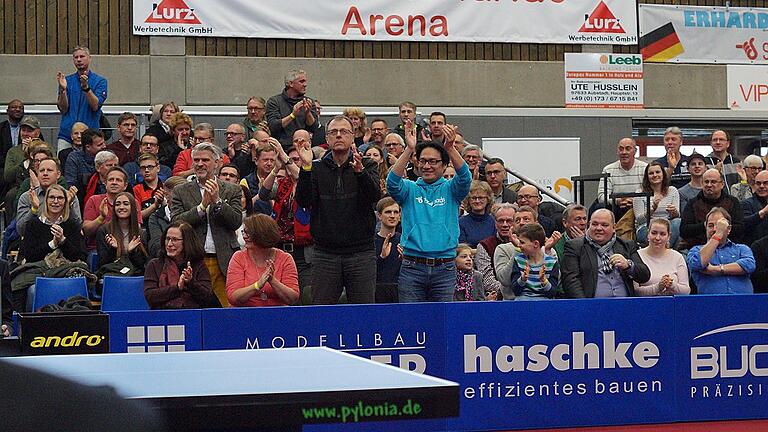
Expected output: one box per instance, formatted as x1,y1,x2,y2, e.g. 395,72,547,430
398,258,456,303
636,218,681,248
311,248,376,304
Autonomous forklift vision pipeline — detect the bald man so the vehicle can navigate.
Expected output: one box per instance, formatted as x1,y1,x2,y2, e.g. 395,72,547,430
680,168,743,247
561,209,649,298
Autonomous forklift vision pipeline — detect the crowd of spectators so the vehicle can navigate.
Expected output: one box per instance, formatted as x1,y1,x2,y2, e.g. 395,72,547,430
1,47,767,336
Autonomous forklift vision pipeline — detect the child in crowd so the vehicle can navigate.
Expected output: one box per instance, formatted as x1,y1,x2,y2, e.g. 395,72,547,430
454,244,487,301
508,223,559,300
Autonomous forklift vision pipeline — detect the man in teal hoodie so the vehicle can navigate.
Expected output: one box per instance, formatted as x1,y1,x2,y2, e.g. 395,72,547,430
387,120,472,302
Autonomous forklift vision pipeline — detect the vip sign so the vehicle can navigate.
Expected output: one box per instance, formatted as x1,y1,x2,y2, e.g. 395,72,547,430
727,65,768,110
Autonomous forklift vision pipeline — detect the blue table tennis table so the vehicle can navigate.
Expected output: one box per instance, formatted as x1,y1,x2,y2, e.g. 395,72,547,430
3,347,459,431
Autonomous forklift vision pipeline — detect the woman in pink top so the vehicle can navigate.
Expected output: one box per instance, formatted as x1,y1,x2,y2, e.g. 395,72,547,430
634,218,690,296
226,214,300,307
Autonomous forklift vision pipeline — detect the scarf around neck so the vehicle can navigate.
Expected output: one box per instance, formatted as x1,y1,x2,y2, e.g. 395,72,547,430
585,233,617,274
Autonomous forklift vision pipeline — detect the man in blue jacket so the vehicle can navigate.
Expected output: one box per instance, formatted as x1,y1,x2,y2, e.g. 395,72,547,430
387,120,472,302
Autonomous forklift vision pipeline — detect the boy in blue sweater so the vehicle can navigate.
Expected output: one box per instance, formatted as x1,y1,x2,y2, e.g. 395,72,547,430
387,119,472,302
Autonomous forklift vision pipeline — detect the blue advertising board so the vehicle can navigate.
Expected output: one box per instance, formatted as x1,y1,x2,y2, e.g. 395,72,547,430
109,310,202,353
443,298,676,430
104,295,768,431
675,294,768,423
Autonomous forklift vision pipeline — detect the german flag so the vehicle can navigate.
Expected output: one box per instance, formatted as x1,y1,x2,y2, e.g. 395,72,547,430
640,22,684,62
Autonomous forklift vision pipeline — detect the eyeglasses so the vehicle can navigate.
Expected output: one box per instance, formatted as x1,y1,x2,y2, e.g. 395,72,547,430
418,159,443,166
48,196,66,201
464,155,481,160
140,164,158,171
165,236,183,243
485,170,504,176
220,172,238,178
755,181,768,187
225,131,244,136
469,196,487,201
496,218,514,225
326,129,353,136
291,157,302,163
518,194,539,200
745,166,761,171
385,143,401,148
247,106,265,111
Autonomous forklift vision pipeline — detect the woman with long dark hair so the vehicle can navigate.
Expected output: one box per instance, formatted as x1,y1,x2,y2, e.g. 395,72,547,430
144,221,215,309
96,192,148,273
633,161,680,246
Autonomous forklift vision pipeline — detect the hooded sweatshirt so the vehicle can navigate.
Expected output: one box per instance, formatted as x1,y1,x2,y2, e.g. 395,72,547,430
387,163,472,259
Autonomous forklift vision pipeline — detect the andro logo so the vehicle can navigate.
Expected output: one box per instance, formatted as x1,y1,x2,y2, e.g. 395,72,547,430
579,1,625,34
127,325,185,353
690,323,768,379
599,55,641,65
145,0,201,24
30,332,105,348
464,332,659,373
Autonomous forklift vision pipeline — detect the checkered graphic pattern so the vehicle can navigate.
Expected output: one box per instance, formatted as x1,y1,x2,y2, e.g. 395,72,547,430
126,325,186,352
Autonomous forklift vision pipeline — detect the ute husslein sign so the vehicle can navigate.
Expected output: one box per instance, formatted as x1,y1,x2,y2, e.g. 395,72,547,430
132,0,638,45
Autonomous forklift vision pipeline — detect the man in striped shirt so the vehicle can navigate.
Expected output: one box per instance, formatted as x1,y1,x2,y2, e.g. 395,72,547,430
597,137,647,220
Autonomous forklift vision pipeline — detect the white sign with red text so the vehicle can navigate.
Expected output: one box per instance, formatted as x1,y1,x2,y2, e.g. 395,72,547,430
727,65,768,110
565,53,644,109
131,0,638,44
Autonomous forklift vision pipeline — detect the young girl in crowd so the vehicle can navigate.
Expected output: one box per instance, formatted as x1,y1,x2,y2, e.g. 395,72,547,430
507,223,559,300
454,244,487,301
634,218,690,296
634,161,680,247
96,192,148,275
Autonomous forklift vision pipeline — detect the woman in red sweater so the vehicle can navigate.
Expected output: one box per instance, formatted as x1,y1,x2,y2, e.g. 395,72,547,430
226,214,299,307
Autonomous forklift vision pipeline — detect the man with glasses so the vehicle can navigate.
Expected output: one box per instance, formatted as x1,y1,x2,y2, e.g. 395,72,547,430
461,145,484,181
225,123,251,175
475,203,516,301
107,112,140,166
742,170,768,245
730,154,763,202
124,134,172,187
705,130,741,192
243,96,269,138
516,184,556,236
296,115,381,304
368,119,388,150
484,157,516,204
219,164,241,185
681,168,743,247
173,123,230,179
387,119,471,302
132,153,164,221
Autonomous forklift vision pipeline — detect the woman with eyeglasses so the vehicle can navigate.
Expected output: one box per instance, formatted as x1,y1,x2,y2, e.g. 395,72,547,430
459,180,496,248
17,184,86,311
144,221,216,309
226,214,299,307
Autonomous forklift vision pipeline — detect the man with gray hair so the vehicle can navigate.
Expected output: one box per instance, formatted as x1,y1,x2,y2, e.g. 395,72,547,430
56,46,108,152
83,150,119,205
730,154,763,201
266,69,319,149
172,143,243,307
462,144,484,180
475,203,516,300
654,126,691,189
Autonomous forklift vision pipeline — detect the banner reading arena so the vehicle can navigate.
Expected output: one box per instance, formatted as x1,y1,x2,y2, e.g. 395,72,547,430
131,0,638,45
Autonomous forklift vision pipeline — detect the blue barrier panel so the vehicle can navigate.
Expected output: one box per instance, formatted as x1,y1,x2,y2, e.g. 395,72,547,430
675,294,768,422
443,298,677,431
201,303,447,377
109,310,203,353
202,303,449,432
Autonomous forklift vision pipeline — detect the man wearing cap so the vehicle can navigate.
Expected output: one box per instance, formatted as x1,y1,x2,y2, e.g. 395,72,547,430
56,45,108,153
678,153,707,214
